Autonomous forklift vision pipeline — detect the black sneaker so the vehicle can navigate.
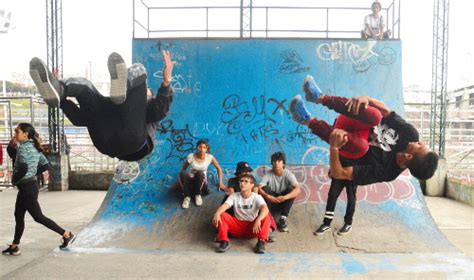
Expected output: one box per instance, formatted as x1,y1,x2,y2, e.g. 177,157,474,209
29,57,62,107
314,224,331,236
254,239,266,254
59,232,76,250
2,245,21,256
277,216,289,232
337,223,352,236
216,241,231,253
108,52,128,105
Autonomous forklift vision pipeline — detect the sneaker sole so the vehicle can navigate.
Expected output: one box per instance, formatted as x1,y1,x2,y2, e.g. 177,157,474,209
303,75,322,103
289,95,309,123
2,250,21,256
314,228,331,236
29,58,60,107
337,229,352,236
108,52,128,105
216,244,232,253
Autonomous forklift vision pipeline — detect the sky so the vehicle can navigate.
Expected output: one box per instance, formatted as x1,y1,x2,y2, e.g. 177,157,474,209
0,0,473,91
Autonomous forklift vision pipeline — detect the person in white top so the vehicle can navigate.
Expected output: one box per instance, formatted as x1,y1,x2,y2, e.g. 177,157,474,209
212,174,272,254
179,139,224,209
361,1,391,40
258,152,301,233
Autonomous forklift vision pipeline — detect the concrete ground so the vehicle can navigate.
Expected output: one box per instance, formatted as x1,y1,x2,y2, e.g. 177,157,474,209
0,188,473,278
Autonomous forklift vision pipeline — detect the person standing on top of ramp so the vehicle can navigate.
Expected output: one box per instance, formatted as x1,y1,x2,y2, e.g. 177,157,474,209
288,75,439,236
29,50,176,162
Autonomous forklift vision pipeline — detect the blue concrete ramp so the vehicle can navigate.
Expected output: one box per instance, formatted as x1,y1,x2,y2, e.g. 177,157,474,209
73,39,472,276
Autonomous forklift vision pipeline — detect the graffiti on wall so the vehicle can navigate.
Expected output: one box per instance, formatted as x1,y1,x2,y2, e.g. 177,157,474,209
279,49,311,74
316,40,397,73
157,120,197,162
220,94,292,144
153,71,201,95
253,165,416,205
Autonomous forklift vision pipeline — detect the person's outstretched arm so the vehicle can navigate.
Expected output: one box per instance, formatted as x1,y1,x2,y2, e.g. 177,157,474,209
146,50,176,123
211,157,225,191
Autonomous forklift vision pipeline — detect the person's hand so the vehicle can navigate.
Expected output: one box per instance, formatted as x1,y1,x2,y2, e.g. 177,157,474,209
329,129,348,149
265,194,279,204
275,196,286,203
253,219,262,234
218,182,225,192
161,50,177,87
212,213,221,228
9,136,17,145
345,96,369,115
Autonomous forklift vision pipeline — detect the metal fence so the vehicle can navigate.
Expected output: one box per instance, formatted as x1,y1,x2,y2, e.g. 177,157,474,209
0,96,116,187
1,96,472,186
405,104,474,184
133,0,401,39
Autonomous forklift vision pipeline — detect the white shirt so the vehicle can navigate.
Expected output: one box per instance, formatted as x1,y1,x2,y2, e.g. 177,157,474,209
364,14,385,35
186,153,214,175
224,192,266,222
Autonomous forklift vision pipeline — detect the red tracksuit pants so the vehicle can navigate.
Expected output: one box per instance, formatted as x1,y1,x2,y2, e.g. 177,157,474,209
308,96,383,159
217,212,272,242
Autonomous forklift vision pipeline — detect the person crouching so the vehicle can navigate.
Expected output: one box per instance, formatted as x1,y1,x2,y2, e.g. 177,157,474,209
212,174,272,254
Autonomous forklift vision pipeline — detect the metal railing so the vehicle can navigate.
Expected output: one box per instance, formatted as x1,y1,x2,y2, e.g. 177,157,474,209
133,0,400,39
0,97,117,187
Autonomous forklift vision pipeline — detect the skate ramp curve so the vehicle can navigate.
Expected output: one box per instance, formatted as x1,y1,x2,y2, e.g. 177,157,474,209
74,39,457,255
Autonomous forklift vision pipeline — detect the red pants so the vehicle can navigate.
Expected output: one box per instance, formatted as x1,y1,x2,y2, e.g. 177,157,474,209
308,96,382,159
217,212,272,242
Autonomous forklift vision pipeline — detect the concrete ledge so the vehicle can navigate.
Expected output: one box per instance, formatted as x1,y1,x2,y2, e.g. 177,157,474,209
446,179,474,206
69,171,113,191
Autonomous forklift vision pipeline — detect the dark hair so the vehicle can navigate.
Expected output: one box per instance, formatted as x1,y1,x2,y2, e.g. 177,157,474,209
271,152,286,165
196,139,210,153
17,123,43,152
406,151,439,180
371,1,382,9
240,173,255,184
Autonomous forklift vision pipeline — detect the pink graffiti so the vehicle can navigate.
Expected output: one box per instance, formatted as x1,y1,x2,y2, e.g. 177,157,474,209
256,165,416,204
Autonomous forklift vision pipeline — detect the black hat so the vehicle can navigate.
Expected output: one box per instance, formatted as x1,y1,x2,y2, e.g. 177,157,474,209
235,161,253,175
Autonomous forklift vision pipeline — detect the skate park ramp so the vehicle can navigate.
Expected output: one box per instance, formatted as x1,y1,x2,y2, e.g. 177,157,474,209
72,39,473,276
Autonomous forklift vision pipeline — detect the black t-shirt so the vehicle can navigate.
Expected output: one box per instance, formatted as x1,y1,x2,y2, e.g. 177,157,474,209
341,111,418,186
227,177,240,192
369,111,419,153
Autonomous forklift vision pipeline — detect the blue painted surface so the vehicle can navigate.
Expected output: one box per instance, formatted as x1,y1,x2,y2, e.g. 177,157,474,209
79,39,455,257
340,253,367,274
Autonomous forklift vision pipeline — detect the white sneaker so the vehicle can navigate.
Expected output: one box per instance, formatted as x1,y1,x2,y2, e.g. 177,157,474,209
195,195,203,206
182,197,191,209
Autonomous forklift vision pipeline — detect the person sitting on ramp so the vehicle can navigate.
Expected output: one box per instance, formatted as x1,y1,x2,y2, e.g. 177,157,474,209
212,173,272,254
288,75,439,236
29,50,176,162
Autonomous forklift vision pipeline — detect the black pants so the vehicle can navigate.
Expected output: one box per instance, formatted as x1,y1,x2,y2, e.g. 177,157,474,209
323,179,357,226
181,171,209,197
13,179,65,244
60,77,149,158
263,187,295,217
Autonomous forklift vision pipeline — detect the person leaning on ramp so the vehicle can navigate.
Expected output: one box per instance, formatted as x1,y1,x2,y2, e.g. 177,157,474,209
29,50,176,162
288,75,439,236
